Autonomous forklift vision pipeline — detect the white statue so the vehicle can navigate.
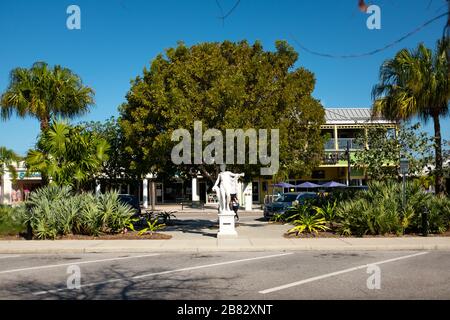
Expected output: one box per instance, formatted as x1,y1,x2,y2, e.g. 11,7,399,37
212,165,244,212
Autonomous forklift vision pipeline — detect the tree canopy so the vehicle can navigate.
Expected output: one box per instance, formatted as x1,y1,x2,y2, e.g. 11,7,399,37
119,40,325,182
1,62,95,131
25,120,109,189
372,39,449,193
0,146,21,180
352,123,433,180
81,117,137,186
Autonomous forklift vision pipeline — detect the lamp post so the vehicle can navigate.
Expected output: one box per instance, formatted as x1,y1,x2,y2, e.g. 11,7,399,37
400,158,410,208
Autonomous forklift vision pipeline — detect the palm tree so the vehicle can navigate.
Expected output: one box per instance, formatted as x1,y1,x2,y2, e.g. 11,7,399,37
26,120,110,189
372,39,449,194
0,62,95,131
0,146,20,181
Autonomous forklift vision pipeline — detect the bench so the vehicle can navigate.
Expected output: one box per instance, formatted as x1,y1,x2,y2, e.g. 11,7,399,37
176,198,204,210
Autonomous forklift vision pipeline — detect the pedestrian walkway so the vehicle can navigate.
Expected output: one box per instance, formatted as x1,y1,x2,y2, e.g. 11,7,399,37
0,214,449,253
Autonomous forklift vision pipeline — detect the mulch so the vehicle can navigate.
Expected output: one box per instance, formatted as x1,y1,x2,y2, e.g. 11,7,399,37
284,229,450,238
0,232,172,241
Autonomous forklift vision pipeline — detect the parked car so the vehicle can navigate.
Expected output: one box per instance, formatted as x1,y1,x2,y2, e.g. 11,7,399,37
263,192,318,219
118,194,141,215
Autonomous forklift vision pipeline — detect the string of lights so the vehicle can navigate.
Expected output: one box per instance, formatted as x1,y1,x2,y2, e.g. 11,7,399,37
215,0,241,24
290,11,448,59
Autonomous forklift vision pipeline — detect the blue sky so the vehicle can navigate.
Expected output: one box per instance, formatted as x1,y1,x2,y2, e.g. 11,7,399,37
0,0,448,155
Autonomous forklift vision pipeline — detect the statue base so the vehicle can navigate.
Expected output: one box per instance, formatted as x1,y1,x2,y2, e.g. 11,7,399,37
217,210,238,238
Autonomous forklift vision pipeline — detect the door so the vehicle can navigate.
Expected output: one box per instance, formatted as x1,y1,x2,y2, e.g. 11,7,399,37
199,182,206,203
252,181,260,203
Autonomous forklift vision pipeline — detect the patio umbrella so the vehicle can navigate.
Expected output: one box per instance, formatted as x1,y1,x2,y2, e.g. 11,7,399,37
320,181,347,188
295,182,320,189
272,182,296,188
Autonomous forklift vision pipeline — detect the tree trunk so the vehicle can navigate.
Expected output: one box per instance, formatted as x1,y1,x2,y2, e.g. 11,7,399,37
432,114,444,195
40,116,50,131
199,164,216,183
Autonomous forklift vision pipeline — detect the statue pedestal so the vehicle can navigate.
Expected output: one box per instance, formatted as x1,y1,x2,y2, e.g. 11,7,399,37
217,210,238,238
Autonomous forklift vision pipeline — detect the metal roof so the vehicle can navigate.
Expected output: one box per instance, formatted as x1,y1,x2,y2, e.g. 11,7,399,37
324,108,394,125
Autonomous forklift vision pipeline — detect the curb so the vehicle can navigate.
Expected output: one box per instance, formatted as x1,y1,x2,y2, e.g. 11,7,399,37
1,241,450,254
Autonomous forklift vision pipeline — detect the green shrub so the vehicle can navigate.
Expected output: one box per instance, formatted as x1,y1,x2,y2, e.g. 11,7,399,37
156,211,177,225
0,205,27,236
336,180,450,236
314,200,337,227
285,202,329,235
24,186,135,239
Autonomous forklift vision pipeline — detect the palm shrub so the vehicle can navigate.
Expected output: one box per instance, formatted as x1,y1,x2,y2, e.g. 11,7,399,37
0,204,27,236
286,202,329,235
314,200,337,228
284,202,313,222
287,214,329,235
156,211,177,225
422,196,450,233
138,219,166,236
98,191,134,233
24,186,135,239
337,180,450,236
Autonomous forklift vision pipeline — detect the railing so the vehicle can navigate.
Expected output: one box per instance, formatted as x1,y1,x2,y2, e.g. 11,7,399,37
324,139,335,150
324,138,364,151
338,138,363,150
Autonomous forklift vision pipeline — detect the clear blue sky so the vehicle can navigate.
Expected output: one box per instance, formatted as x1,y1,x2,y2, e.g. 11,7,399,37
0,0,448,155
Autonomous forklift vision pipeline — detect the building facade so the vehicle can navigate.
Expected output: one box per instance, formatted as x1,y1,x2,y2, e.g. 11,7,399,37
0,162,43,205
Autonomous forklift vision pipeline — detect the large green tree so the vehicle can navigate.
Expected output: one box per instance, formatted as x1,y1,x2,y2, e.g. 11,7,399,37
352,123,433,180
1,62,95,131
25,120,109,189
119,40,325,182
372,39,449,194
82,117,138,187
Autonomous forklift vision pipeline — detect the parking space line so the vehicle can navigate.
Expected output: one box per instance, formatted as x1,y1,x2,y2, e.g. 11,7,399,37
33,252,294,295
0,255,21,260
0,253,160,275
259,251,429,294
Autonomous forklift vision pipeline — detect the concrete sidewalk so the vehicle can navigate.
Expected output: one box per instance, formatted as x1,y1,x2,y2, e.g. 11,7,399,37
1,214,449,253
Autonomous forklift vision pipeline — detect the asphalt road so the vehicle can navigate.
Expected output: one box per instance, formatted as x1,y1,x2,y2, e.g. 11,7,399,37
0,250,449,300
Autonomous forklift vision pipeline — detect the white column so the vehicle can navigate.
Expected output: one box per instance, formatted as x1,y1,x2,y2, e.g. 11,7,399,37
1,172,12,205
143,178,148,208
95,181,101,195
334,125,339,150
192,177,200,202
244,182,253,211
150,181,156,210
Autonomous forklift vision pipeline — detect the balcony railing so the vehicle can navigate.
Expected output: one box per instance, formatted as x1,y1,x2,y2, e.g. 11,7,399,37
338,138,363,150
324,138,364,151
324,139,335,150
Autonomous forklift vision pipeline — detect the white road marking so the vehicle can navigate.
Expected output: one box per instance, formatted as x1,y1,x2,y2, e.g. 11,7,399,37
0,254,160,275
259,251,429,294
34,252,294,295
0,255,21,260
